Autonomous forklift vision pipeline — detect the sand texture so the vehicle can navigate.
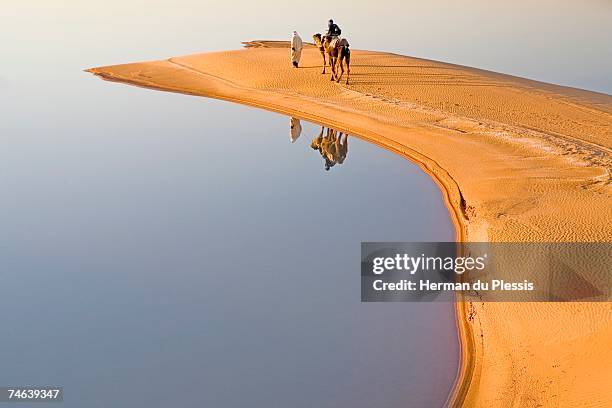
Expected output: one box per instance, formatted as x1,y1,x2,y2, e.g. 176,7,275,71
88,41,612,407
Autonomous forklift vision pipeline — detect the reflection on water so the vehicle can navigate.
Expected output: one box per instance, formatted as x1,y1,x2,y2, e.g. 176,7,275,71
291,118,350,171
310,126,349,171
1,79,457,408
290,117,302,143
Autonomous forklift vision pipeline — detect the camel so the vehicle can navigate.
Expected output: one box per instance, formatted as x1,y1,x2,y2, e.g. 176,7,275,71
312,34,328,74
312,34,351,84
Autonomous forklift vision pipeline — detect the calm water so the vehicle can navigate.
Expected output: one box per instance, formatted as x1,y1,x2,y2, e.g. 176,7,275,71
1,65,457,406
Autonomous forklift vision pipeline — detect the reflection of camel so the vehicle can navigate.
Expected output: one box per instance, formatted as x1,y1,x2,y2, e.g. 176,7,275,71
312,34,351,84
310,126,349,171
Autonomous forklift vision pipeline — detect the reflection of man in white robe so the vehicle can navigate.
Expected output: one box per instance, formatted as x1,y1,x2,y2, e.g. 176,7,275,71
290,31,303,68
290,117,302,143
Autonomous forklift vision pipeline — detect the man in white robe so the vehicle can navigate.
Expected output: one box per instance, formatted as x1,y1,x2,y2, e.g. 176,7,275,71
290,31,303,68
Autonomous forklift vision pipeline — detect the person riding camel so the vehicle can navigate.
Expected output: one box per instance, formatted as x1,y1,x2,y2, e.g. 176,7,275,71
326,19,341,38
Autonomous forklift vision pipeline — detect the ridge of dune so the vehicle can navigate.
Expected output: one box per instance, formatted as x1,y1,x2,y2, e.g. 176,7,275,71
87,41,612,407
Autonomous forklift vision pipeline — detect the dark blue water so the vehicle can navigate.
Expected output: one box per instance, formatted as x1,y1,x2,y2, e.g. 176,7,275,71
1,69,458,407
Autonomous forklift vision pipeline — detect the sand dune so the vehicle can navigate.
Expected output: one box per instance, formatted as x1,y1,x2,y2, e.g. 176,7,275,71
88,41,612,407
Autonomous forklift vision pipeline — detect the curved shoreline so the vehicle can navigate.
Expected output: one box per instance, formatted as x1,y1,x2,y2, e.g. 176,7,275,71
89,65,474,406
87,42,612,407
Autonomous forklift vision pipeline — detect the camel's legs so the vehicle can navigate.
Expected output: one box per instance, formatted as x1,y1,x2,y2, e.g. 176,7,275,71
320,50,326,74
345,53,350,85
324,53,327,74
329,56,337,81
336,54,346,83
336,47,350,84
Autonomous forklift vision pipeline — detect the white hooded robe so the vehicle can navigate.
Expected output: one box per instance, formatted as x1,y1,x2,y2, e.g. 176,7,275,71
290,32,303,65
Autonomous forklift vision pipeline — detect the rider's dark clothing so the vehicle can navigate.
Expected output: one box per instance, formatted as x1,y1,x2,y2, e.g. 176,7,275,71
327,22,341,37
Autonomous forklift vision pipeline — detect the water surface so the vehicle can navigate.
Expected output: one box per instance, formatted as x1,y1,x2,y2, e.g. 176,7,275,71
0,2,476,406
1,70,458,406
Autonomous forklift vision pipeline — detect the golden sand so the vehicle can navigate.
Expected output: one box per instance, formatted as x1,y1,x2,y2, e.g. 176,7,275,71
88,41,612,407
